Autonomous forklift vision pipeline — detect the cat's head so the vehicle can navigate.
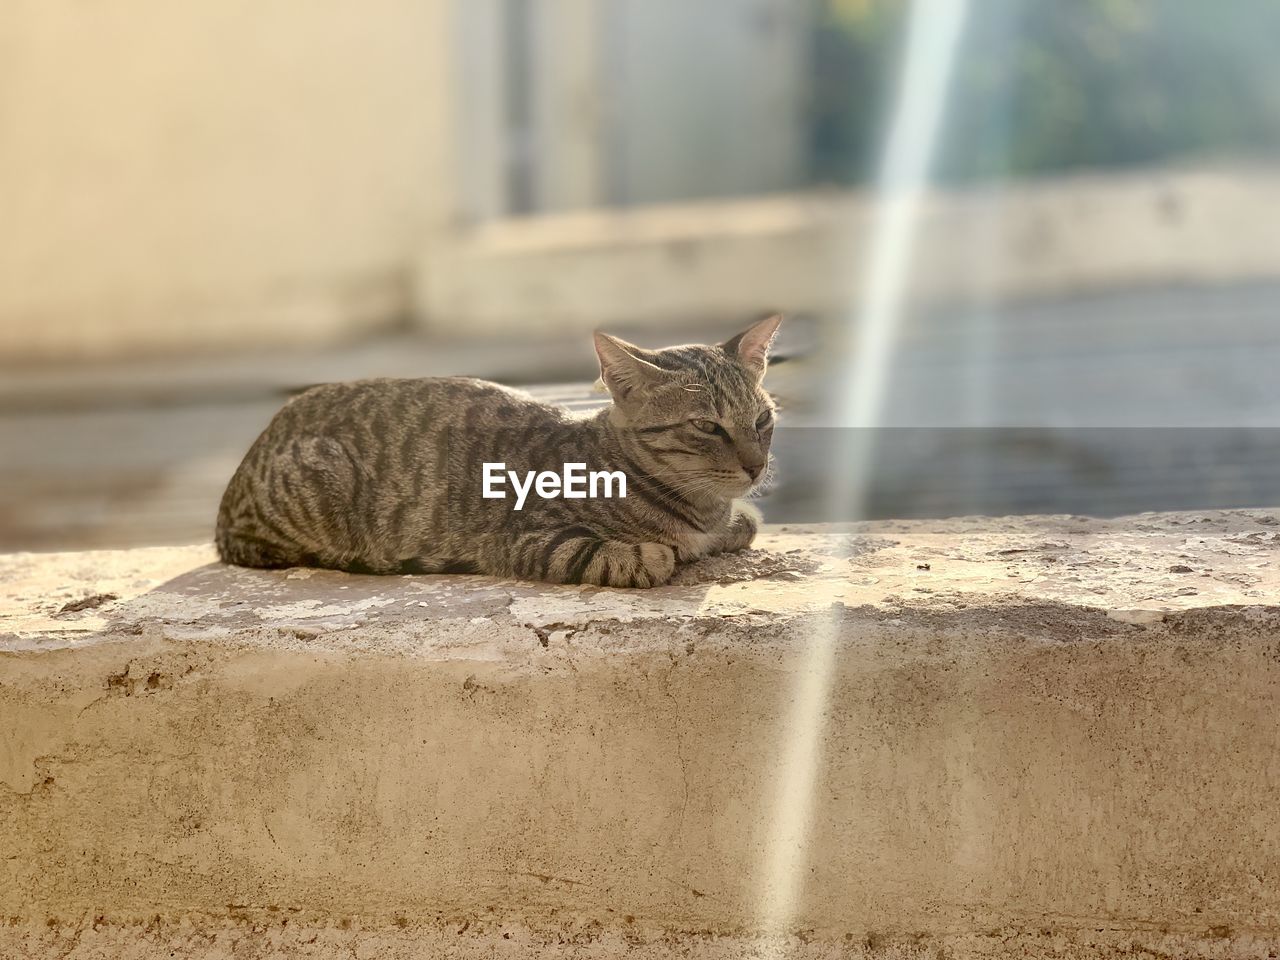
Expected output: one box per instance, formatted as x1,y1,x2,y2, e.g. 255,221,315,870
593,314,782,498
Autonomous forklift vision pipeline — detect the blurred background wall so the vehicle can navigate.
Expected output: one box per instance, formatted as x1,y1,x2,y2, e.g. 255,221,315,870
0,0,816,361
0,0,455,361
3,0,1280,360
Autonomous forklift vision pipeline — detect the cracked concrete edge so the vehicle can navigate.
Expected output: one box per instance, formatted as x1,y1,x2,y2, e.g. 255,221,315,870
4,510,1280,659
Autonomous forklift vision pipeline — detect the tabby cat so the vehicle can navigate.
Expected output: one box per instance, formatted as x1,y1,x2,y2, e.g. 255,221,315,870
215,315,781,587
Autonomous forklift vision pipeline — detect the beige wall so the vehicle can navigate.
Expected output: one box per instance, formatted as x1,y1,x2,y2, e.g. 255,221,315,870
0,0,454,361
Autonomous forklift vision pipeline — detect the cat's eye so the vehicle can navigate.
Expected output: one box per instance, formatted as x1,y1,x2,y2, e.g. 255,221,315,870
691,418,721,435
756,411,774,429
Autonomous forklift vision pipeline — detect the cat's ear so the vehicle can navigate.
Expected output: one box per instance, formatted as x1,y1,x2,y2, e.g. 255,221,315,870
722,313,783,382
594,332,668,401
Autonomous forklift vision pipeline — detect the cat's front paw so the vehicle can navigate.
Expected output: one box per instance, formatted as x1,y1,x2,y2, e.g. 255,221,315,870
722,501,761,553
623,542,675,588
636,542,677,586
587,541,675,588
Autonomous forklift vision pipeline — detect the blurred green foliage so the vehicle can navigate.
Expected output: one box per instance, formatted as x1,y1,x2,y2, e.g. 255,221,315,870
810,0,1280,185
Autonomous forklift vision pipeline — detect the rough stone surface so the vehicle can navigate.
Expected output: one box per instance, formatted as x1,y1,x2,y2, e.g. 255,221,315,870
2,511,1279,958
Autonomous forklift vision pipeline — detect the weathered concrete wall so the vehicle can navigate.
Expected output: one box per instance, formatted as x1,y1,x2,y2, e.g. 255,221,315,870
2,512,1279,958
0,0,454,362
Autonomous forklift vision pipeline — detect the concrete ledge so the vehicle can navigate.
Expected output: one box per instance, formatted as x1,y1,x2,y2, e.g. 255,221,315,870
3,511,1280,958
415,164,1280,335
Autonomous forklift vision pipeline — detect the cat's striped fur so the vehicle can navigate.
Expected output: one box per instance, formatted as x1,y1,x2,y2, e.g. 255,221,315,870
215,316,781,587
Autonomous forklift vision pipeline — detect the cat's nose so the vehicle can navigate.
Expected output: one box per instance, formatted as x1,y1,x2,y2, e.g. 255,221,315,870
742,459,765,481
